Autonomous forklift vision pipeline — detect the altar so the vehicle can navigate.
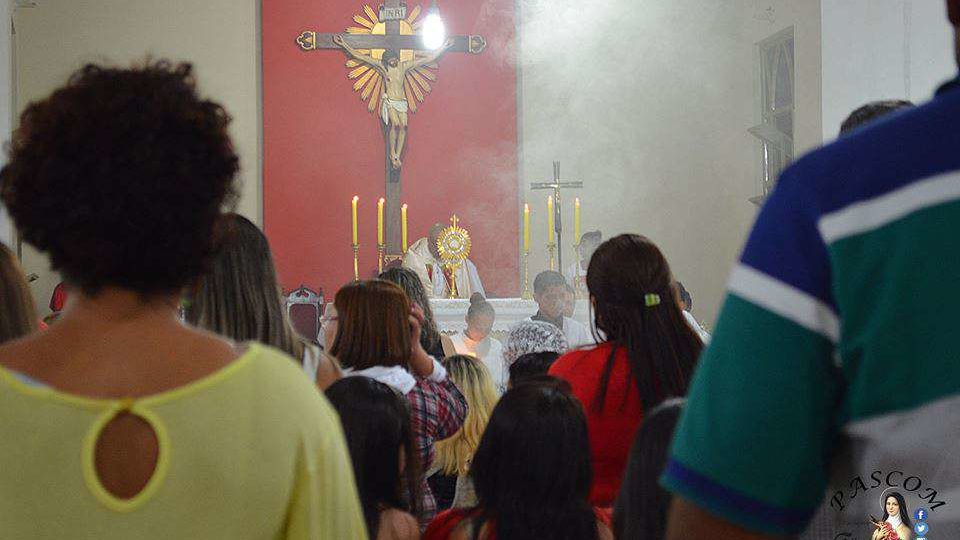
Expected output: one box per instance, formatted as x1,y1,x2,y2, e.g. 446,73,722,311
430,297,593,336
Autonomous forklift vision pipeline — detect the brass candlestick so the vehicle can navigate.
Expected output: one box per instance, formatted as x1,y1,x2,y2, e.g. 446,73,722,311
521,250,533,300
352,244,360,281
547,242,557,271
377,244,386,274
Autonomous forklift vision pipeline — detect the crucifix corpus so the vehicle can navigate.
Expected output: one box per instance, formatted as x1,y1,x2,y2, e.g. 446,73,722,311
530,161,583,270
296,1,487,253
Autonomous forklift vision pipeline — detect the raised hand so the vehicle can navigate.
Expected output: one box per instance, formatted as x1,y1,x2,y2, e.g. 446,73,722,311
408,303,435,378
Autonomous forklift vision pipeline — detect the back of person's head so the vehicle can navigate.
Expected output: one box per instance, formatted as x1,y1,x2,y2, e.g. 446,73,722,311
502,320,569,366
435,355,499,476
839,100,914,135
587,234,702,411
533,270,567,296
1,61,238,297
325,377,420,536
580,230,603,260
508,351,559,388
613,398,685,540
186,213,302,358
581,230,602,248
470,378,596,539
331,279,411,370
379,266,441,352
0,243,37,344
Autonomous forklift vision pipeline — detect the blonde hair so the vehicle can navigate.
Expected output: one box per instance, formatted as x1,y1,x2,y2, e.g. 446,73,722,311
434,355,499,476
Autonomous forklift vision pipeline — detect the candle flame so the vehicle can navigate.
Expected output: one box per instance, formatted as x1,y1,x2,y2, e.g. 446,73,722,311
353,195,360,202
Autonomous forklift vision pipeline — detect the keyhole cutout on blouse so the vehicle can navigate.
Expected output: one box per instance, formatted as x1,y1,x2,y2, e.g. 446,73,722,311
93,410,160,500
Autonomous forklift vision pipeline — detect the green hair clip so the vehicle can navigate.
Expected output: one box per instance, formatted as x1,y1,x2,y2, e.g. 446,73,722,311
644,293,661,307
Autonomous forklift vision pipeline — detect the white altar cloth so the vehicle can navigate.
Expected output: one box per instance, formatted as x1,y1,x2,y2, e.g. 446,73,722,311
431,297,593,335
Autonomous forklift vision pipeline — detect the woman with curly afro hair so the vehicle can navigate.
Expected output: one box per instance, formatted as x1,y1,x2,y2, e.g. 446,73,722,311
0,61,366,539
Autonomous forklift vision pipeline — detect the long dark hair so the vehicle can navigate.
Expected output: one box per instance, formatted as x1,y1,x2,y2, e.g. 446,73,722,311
469,379,598,540
379,266,441,352
325,377,421,536
587,234,702,411
613,398,684,540
0,243,37,344
881,492,912,529
185,213,304,359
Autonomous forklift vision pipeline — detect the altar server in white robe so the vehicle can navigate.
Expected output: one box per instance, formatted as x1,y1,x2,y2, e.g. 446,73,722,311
403,223,485,299
675,280,711,344
449,293,506,393
564,230,602,290
528,270,594,349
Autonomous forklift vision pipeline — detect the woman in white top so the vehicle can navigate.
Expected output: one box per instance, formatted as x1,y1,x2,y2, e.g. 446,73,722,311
449,294,506,393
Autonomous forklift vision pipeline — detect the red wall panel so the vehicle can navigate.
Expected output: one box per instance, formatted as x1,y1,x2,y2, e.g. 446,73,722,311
262,0,519,297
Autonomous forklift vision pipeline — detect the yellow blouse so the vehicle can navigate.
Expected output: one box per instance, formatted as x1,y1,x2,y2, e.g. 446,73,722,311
0,343,368,539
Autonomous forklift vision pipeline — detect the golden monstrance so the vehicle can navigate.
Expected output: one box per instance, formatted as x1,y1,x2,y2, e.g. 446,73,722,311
436,214,471,299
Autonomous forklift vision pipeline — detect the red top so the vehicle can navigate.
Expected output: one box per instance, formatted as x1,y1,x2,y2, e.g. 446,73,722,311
549,343,643,507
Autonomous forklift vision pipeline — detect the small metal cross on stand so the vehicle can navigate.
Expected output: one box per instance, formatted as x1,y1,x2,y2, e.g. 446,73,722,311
530,161,583,271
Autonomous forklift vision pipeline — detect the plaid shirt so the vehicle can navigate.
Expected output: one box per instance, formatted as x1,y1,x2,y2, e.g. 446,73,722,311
407,375,468,527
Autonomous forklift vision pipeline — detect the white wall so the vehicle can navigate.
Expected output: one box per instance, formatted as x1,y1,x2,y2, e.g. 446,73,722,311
13,0,260,314
0,0,13,248
8,0,830,325
822,0,955,140
518,0,822,325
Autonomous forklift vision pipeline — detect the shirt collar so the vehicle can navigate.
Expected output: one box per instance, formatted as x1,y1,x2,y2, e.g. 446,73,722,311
531,311,564,330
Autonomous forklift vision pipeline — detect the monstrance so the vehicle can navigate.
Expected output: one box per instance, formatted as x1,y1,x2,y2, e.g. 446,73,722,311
436,214,471,299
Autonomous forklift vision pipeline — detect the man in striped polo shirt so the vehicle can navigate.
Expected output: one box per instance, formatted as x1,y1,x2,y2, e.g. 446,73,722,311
663,2,960,538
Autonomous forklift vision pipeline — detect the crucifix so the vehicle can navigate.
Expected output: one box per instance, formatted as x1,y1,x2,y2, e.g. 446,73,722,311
530,161,583,270
296,1,487,254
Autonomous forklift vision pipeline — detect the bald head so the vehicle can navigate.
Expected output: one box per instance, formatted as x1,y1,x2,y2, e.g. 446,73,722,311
428,223,445,259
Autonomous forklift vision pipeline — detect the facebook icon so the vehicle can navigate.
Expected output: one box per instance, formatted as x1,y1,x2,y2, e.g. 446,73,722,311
915,507,928,522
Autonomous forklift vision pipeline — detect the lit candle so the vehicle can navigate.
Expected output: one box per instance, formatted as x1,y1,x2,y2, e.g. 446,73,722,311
523,203,530,252
377,198,385,246
547,195,554,244
351,196,359,245
401,204,409,252
574,198,581,244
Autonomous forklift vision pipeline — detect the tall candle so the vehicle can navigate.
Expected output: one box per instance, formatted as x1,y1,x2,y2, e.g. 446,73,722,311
523,203,530,252
351,196,359,245
401,204,409,252
377,198,385,246
574,198,581,244
547,195,555,244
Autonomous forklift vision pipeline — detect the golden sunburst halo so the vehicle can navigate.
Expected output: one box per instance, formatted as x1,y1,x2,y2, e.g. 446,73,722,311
344,4,440,114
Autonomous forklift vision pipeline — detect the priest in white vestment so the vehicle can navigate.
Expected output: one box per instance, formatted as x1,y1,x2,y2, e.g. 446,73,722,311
402,223,485,299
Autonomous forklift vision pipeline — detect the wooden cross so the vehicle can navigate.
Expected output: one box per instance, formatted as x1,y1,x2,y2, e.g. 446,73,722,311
530,161,583,269
296,1,487,254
